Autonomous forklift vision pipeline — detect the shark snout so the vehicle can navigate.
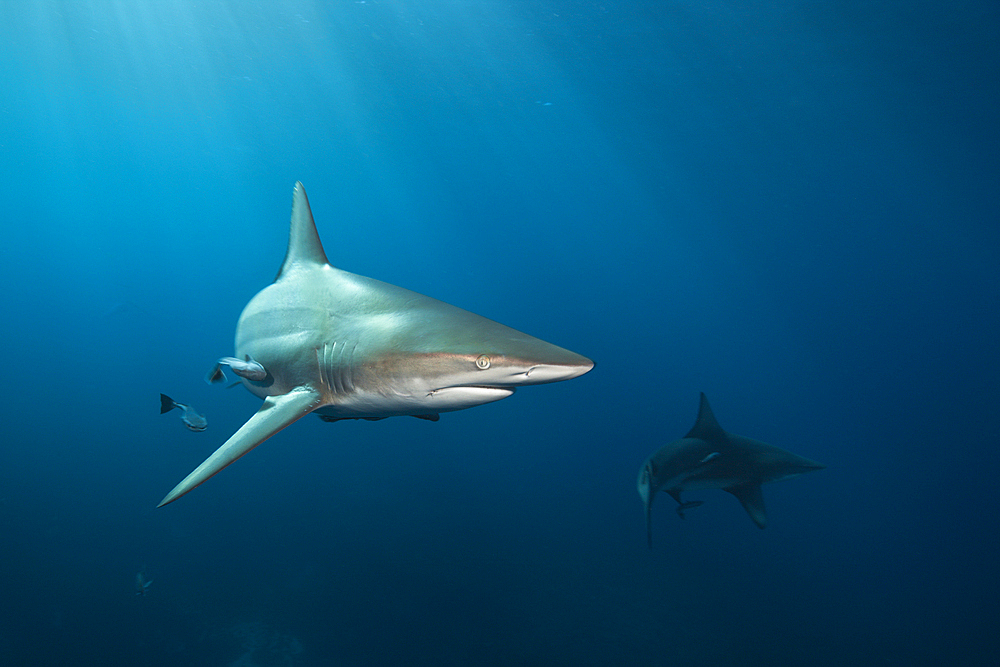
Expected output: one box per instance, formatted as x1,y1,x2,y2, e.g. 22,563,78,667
520,357,594,384
502,341,594,385
800,461,826,474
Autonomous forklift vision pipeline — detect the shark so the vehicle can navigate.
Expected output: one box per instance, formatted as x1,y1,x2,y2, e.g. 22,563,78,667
637,393,825,546
158,182,593,507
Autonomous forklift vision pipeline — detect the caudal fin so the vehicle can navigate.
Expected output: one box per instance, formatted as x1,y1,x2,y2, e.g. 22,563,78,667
159,394,176,414
204,364,226,385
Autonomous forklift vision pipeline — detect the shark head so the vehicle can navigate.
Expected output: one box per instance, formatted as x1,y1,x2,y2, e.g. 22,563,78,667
158,182,593,506
350,307,594,413
638,438,721,497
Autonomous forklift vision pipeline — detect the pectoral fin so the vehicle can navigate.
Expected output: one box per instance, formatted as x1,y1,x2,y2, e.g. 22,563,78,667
158,390,323,507
725,482,768,529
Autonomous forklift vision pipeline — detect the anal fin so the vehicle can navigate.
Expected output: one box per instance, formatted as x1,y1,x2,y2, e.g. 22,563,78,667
158,390,323,507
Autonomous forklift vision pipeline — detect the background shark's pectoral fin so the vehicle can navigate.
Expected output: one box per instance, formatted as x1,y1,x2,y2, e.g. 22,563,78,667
158,389,323,507
725,482,768,529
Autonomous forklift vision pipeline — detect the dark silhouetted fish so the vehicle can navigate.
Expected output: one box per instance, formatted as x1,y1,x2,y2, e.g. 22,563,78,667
159,394,208,432
135,570,153,596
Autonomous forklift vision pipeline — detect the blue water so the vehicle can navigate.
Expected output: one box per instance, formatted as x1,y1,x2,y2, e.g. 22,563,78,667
2,1,997,665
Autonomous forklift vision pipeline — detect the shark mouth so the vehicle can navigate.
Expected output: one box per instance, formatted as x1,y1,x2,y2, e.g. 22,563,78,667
426,386,516,401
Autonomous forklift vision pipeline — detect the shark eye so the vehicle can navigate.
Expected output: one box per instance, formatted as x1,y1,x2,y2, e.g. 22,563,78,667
475,354,491,370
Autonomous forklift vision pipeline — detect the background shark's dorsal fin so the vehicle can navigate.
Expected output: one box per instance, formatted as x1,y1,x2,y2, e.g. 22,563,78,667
276,182,330,280
684,392,727,442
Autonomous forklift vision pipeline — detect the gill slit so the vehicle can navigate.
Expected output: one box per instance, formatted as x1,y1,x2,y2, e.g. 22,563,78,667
317,342,338,395
345,342,357,393
317,341,356,397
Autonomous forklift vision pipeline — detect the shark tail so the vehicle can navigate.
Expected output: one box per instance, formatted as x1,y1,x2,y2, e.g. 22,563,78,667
159,394,177,414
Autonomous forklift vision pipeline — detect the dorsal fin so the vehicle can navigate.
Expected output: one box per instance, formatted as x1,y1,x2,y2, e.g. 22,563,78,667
276,182,329,280
684,392,727,442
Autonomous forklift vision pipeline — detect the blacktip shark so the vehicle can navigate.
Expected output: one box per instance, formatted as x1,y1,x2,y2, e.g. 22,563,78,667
638,393,824,547
158,182,593,507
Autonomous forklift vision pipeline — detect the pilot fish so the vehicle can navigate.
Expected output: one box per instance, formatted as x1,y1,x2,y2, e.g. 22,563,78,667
134,570,153,596
204,354,267,384
159,394,208,432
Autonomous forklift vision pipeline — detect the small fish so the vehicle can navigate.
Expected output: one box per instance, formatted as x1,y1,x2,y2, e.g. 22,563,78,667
699,452,721,464
205,354,267,384
135,570,153,596
676,500,705,519
159,394,208,432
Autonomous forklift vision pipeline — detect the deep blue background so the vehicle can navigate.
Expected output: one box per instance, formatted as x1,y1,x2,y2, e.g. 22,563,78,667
1,1,997,665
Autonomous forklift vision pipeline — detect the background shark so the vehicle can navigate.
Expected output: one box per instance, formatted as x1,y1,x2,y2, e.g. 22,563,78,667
158,182,593,506
638,393,824,546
